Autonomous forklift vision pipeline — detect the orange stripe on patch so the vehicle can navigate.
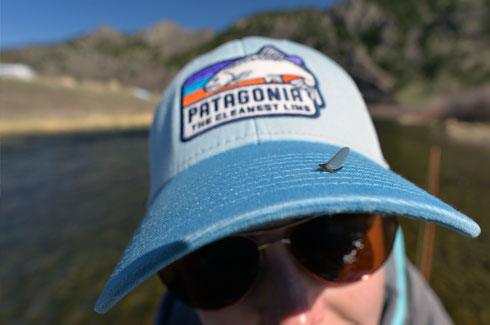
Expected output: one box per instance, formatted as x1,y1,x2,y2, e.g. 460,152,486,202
183,89,207,107
182,78,265,106
282,75,303,83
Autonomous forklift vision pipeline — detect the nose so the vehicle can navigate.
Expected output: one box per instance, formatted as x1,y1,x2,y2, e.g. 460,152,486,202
257,243,326,325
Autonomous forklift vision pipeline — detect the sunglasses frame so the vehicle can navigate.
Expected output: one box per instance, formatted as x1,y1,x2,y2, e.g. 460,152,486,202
159,213,398,310
239,214,319,249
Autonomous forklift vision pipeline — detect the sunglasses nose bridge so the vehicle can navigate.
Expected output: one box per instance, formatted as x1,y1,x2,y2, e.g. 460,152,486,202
257,238,292,250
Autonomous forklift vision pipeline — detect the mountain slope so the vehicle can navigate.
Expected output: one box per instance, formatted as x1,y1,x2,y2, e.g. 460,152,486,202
168,0,489,103
1,23,214,92
2,0,488,104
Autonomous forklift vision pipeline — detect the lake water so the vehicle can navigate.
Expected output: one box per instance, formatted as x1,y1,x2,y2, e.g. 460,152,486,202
1,121,489,324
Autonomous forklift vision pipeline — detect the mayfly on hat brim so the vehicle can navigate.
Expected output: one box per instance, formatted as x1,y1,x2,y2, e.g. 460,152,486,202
319,147,350,173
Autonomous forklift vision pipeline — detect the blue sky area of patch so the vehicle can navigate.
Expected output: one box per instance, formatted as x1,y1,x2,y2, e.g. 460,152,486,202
0,0,341,50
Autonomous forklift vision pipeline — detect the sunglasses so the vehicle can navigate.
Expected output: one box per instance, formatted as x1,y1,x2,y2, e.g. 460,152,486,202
158,213,398,310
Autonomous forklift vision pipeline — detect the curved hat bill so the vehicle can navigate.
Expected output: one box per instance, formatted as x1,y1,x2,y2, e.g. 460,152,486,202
94,141,480,313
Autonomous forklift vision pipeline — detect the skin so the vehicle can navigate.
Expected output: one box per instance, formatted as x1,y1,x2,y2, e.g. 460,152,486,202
196,225,386,325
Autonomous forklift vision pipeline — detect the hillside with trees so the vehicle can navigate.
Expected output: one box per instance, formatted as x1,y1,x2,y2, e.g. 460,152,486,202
2,0,489,119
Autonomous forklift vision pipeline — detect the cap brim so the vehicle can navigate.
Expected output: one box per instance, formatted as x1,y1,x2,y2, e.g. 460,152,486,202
95,141,480,313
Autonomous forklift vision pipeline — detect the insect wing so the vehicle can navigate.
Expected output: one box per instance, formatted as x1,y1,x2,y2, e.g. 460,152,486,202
325,147,350,169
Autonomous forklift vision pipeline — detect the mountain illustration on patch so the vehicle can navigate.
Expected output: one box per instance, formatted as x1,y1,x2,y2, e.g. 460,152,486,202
182,46,324,108
181,45,325,141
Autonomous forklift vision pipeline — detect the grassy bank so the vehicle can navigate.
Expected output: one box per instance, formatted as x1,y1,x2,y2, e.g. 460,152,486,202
2,77,489,147
0,77,158,137
0,113,154,137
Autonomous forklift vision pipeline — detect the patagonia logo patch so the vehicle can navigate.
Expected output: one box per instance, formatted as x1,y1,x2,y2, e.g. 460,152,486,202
180,46,325,141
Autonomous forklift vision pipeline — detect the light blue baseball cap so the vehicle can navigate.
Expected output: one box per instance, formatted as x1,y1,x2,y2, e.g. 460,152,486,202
94,36,480,313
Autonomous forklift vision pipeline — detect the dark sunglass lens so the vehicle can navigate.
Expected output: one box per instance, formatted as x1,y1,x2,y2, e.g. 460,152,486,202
159,237,260,309
290,214,398,283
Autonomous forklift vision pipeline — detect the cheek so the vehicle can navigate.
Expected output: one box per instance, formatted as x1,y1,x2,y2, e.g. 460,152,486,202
197,304,259,325
197,267,386,325
318,267,386,324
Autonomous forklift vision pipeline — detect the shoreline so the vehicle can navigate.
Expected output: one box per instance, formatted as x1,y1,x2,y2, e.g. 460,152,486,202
2,78,488,145
0,77,158,139
2,111,490,149
0,112,154,138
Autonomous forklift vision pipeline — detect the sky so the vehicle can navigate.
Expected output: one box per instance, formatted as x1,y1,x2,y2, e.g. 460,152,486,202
0,0,340,50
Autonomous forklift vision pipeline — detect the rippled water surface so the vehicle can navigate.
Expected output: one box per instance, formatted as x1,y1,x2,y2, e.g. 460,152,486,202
1,122,489,324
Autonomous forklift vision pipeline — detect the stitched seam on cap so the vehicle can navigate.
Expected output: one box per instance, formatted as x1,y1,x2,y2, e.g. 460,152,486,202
203,190,452,222
184,196,464,242
240,38,262,145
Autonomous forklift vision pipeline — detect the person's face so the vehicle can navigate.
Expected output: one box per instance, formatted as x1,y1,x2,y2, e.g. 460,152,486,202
196,224,386,325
